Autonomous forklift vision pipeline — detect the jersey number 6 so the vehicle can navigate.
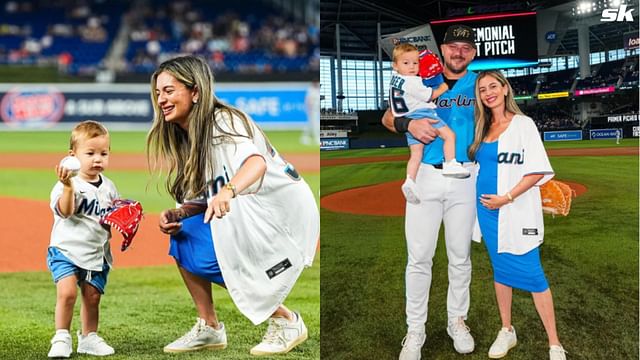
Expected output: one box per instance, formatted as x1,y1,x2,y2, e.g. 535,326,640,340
390,87,409,114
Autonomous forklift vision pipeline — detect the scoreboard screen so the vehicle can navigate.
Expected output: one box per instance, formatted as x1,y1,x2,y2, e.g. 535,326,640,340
430,12,539,71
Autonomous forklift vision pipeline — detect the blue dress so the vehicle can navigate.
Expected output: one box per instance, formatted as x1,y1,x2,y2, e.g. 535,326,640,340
476,141,549,292
168,213,225,285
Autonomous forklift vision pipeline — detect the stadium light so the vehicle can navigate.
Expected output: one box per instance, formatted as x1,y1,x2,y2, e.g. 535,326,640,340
579,1,591,11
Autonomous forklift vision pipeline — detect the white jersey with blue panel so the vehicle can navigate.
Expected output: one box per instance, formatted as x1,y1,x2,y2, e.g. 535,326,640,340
388,72,437,118
422,71,478,164
49,174,118,271
389,72,446,145
205,110,320,325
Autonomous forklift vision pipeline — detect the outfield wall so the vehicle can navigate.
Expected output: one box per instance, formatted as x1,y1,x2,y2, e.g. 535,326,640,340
0,82,313,131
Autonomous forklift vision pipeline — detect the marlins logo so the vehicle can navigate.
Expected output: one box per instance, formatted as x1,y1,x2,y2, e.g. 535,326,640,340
452,26,471,38
498,149,525,164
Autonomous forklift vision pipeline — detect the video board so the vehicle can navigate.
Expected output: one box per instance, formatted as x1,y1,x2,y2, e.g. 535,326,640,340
430,12,539,71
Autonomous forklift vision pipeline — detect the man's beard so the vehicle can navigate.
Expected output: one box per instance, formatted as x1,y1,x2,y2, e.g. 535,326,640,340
445,57,468,74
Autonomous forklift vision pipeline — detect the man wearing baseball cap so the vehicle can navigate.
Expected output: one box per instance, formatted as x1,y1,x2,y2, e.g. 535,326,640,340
382,24,478,359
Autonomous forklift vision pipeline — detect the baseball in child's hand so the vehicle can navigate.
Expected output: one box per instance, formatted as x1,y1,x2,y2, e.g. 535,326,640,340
59,156,81,177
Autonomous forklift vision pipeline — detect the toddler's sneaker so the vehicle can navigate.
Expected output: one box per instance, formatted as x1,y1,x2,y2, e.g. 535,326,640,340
48,330,72,358
164,318,227,353
446,317,475,354
77,331,114,356
442,160,470,179
488,326,517,359
401,177,421,204
399,331,425,360
549,344,567,360
250,311,307,356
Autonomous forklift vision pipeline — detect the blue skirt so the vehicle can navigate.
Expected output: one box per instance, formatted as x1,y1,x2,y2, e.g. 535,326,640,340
169,213,224,285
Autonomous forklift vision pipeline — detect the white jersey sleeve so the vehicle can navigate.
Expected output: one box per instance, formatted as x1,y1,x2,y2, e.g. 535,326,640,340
521,117,554,185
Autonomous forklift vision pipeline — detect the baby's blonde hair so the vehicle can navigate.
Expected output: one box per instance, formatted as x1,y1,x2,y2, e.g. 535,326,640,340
392,43,418,63
70,120,110,150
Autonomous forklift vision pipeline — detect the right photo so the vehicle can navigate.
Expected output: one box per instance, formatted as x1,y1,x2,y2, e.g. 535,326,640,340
319,1,639,359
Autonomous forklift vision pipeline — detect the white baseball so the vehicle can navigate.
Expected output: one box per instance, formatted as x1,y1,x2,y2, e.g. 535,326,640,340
60,156,81,176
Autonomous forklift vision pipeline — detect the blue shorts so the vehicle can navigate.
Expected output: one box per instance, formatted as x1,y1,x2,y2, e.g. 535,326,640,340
406,108,446,146
46,247,110,294
169,213,225,285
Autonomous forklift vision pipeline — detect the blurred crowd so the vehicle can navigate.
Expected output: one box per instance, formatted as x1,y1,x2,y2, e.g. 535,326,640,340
124,0,319,73
0,0,319,75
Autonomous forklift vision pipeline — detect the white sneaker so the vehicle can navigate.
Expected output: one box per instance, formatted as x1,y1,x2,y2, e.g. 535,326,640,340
48,330,72,358
398,331,425,360
488,326,517,359
250,312,308,356
77,331,114,356
163,318,227,353
401,177,421,204
549,344,567,360
447,317,474,354
442,160,470,179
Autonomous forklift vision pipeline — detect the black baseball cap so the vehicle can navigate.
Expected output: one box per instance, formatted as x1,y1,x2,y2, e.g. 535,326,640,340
443,25,476,48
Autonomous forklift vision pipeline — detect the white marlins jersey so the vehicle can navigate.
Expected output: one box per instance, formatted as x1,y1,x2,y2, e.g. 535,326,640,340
388,72,436,118
206,111,319,325
49,175,119,271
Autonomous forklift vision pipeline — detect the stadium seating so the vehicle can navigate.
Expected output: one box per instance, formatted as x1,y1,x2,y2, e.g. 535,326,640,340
0,0,319,75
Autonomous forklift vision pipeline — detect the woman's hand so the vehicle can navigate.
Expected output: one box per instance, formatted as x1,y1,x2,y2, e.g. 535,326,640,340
159,208,184,235
204,187,233,223
479,194,510,210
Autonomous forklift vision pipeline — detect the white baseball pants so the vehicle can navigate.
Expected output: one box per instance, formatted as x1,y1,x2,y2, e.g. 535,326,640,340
404,162,477,333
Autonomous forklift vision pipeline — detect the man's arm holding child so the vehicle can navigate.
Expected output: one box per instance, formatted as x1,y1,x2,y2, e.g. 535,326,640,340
381,109,439,143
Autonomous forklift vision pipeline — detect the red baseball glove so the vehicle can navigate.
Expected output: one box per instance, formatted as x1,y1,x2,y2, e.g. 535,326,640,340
540,180,575,217
418,50,444,79
100,199,144,251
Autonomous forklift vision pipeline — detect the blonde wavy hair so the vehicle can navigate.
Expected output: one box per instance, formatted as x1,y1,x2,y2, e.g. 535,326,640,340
146,55,254,203
468,70,523,160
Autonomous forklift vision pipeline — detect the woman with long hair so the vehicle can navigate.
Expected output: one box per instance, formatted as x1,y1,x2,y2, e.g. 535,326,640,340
146,55,319,356
469,70,566,360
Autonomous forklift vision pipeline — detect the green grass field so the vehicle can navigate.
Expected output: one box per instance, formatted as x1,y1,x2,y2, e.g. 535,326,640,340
320,144,639,359
0,130,319,360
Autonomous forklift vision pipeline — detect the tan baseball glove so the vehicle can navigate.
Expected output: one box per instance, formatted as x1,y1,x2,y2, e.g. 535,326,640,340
540,180,575,216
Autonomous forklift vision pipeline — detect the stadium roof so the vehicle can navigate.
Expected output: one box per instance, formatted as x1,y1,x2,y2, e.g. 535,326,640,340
320,0,639,58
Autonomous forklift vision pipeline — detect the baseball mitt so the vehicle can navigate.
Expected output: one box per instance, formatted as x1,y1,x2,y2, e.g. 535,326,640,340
418,49,444,79
100,199,144,251
540,180,575,216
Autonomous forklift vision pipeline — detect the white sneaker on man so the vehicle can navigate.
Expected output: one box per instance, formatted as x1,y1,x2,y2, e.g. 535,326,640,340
401,177,421,204
442,160,471,179
77,331,114,356
48,330,72,358
250,311,307,356
163,318,227,353
549,344,567,360
446,317,474,354
398,331,425,360
488,326,517,358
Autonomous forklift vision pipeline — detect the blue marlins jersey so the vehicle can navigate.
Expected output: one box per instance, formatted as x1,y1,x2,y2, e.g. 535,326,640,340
421,71,477,164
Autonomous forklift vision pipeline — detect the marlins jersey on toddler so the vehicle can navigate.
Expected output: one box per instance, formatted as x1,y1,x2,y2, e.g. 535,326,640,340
389,73,437,118
49,174,118,272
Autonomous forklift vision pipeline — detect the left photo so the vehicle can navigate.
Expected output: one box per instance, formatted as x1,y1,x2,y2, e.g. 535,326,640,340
0,0,320,359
